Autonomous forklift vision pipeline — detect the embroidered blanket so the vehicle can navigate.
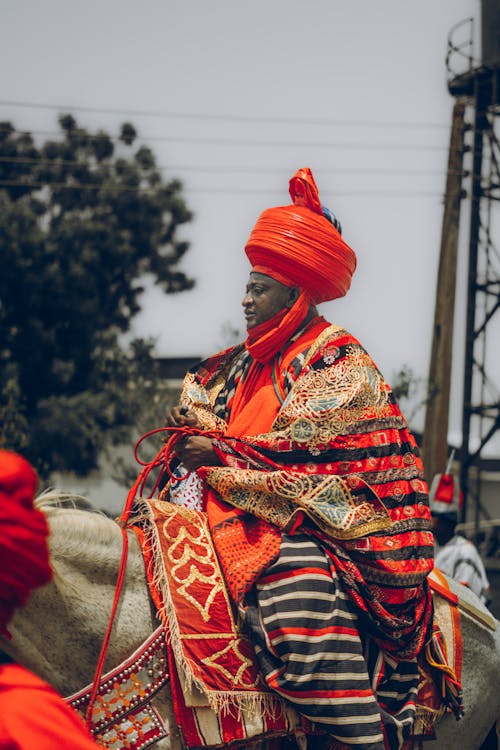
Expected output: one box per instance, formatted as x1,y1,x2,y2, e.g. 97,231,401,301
133,499,309,748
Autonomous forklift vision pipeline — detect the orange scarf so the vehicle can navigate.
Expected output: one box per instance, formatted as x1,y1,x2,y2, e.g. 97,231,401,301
245,291,310,364
229,314,329,438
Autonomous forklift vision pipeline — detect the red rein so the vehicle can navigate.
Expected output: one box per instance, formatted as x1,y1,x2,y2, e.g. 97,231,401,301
85,424,220,728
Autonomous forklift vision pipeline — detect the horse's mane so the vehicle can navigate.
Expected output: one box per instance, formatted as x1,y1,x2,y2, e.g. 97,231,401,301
35,489,122,558
36,489,100,512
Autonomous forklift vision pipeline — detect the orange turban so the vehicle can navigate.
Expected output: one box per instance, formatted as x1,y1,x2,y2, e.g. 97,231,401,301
0,451,52,638
245,167,357,304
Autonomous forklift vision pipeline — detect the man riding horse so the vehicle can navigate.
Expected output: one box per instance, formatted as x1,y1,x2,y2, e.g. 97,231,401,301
157,167,455,750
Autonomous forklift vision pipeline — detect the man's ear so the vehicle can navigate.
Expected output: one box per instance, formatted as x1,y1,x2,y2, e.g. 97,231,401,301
287,287,300,307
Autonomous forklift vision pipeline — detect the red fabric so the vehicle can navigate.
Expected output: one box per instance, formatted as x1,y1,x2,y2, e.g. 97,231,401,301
245,167,357,304
245,290,311,363
226,362,281,437
205,494,283,602
429,472,463,516
0,663,99,749
133,502,304,748
320,537,433,660
288,166,323,213
142,502,265,696
434,474,456,504
0,451,52,638
165,631,300,748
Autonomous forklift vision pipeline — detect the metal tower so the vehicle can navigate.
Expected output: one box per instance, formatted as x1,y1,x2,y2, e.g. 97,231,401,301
446,4,500,524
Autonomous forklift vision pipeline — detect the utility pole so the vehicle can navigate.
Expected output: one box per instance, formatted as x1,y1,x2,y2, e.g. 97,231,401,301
422,99,467,483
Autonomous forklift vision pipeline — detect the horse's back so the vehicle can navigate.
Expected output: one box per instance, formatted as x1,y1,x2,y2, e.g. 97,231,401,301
430,572,500,750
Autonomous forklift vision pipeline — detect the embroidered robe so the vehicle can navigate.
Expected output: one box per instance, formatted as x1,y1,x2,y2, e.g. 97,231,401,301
173,317,434,660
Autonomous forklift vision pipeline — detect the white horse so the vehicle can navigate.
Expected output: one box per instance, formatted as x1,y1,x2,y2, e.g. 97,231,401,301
1,492,500,750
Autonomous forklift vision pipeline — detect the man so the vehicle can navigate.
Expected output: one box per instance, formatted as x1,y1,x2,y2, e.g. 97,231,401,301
164,168,436,750
430,470,491,605
0,449,100,749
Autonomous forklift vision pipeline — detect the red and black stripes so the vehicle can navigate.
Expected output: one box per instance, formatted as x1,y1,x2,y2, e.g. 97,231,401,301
244,535,419,750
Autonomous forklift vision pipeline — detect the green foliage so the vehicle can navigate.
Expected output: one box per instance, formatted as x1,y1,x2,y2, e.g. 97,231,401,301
391,364,429,426
0,115,194,479
391,364,416,402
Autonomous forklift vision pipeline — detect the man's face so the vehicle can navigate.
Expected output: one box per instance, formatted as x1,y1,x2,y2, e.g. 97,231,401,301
242,272,295,329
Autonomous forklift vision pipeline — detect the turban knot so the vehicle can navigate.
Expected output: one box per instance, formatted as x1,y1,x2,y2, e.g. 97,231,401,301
245,167,357,304
0,450,52,638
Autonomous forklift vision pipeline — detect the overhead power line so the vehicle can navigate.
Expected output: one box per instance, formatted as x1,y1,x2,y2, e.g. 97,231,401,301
0,178,459,198
0,126,449,151
0,155,454,177
0,99,450,130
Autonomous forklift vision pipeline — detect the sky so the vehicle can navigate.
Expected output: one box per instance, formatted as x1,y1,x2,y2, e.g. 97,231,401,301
1,0,497,450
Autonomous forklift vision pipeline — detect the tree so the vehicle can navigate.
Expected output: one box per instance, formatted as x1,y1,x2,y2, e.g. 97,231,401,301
392,364,430,428
0,115,194,478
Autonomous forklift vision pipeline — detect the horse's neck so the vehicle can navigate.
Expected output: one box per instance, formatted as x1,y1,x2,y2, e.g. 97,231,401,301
6,507,156,697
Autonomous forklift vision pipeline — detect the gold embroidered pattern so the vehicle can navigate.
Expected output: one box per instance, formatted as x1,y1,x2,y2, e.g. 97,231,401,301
144,501,264,698
181,372,227,432
268,343,391,451
201,640,256,684
205,467,390,540
163,518,226,623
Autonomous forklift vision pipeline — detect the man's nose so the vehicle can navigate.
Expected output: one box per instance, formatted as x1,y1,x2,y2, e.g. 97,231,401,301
242,291,252,306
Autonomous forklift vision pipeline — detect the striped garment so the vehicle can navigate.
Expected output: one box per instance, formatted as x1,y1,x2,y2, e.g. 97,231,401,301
244,534,419,750
163,319,435,748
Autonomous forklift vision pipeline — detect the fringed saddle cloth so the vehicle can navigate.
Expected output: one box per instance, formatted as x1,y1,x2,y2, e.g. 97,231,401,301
132,499,311,749
413,568,464,740
131,500,496,750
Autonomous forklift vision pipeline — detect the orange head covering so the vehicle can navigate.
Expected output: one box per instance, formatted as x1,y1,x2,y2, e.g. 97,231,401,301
0,451,52,638
245,167,357,304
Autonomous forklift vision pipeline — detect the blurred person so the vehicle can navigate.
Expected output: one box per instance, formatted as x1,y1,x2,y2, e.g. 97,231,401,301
430,467,491,605
160,168,441,750
0,449,100,749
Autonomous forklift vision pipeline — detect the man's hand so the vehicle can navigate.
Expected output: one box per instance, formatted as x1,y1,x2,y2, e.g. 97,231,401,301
166,406,201,429
175,436,221,471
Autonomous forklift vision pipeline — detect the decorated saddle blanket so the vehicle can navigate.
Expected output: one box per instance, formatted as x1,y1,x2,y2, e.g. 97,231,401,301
66,626,169,750
413,568,464,739
132,499,311,749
